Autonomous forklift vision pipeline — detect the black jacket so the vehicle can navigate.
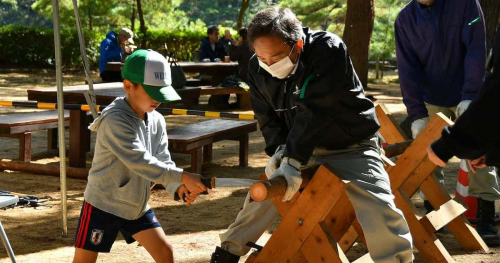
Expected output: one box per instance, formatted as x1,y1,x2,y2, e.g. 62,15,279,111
431,24,500,167
248,28,380,164
199,37,224,62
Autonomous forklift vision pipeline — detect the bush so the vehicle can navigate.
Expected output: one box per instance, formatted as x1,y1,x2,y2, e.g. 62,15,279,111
0,25,205,68
0,25,104,68
142,29,205,62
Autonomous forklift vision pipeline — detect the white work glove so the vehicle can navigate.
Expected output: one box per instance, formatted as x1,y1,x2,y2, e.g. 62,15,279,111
411,117,429,139
455,100,472,118
265,144,285,178
269,157,302,202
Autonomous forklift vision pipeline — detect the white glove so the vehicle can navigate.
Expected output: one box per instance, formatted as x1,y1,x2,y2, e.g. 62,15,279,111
269,157,302,202
411,117,429,139
265,144,285,178
455,100,472,118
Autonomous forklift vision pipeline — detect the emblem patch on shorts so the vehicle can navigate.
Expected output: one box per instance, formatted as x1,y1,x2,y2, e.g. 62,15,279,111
91,229,104,245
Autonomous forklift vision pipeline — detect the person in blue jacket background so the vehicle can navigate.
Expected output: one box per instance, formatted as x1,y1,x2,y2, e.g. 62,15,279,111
99,28,134,82
395,0,500,246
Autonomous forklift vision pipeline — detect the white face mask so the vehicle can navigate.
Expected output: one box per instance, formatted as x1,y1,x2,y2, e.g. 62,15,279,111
258,45,296,79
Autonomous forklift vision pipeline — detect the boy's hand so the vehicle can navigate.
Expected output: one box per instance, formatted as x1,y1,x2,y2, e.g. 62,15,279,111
181,172,207,194
468,156,486,173
176,185,199,206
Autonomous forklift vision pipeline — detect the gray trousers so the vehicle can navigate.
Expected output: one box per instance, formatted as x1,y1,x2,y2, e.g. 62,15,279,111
220,137,413,263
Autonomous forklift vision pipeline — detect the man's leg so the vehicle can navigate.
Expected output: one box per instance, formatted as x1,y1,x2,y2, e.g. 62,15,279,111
218,193,278,256
468,165,500,246
314,137,413,263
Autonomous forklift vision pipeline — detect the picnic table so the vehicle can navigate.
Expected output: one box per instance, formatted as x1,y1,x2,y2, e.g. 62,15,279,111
27,82,201,168
106,61,239,85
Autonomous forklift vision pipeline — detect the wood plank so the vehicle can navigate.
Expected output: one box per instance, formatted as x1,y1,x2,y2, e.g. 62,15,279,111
69,110,88,168
254,165,348,263
420,174,489,252
386,113,453,191
339,225,358,253
419,199,467,234
239,134,249,167
47,128,58,150
189,147,202,173
301,222,350,263
202,144,213,164
0,111,69,128
393,190,454,263
374,104,408,144
167,119,257,143
322,192,356,241
18,132,31,162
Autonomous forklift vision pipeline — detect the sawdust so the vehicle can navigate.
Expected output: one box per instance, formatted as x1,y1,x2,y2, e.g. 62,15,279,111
0,69,498,263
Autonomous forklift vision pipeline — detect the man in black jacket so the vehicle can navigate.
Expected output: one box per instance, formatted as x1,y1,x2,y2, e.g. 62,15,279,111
199,25,225,62
428,24,500,246
210,7,413,263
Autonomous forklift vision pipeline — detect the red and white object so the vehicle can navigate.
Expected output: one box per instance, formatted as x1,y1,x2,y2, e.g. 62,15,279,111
456,160,478,222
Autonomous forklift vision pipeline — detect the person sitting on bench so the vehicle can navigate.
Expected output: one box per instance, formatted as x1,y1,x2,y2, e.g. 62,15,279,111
210,7,413,263
99,28,135,83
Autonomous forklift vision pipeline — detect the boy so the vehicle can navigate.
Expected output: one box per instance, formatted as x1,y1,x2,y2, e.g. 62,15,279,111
73,50,207,263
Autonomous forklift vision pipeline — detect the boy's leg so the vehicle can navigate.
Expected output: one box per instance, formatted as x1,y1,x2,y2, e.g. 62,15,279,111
314,137,413,263
73,248,98,263
132,227,174,263
121,209,172,263
73,201,122,262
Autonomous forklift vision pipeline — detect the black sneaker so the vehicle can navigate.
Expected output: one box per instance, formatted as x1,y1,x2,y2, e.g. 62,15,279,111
210,246,240,263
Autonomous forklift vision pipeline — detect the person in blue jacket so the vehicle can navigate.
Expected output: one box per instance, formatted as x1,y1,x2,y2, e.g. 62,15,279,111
395,0,500,246
99,28,134,82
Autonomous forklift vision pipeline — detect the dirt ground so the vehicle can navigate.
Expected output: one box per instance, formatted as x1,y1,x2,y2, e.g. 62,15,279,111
0,68,499,263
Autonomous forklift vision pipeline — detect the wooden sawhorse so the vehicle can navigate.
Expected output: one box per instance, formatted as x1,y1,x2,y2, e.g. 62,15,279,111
244,105,488,262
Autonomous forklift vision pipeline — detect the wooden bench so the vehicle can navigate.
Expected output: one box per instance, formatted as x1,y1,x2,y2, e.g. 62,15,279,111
167,119,257,173
0,111,69,162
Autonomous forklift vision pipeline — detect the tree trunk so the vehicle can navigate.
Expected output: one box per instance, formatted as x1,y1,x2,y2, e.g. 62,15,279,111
131,1,136,32
237,0,250,30
479,0,500,52
381,57,385,79
342,0,375,89
375,56,379,79
136,0,147,48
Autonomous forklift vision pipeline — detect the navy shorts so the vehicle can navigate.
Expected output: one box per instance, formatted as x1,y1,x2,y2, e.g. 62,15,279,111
74,200,161,252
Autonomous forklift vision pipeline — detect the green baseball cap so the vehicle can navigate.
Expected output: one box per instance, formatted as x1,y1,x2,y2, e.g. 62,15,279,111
121,49,181,103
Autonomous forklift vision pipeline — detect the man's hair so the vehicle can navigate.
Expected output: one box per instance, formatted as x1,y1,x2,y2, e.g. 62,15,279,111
238,27,248,41
248,7,302,48
207,25,219,36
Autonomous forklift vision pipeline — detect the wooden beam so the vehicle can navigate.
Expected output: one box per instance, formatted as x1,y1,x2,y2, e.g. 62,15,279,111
374,104,407,144
301,222,350,263
418,199,467,234
420,175,489,252
393,190,455,263
253,165,348,262
386,113,453,191
0,159,88,179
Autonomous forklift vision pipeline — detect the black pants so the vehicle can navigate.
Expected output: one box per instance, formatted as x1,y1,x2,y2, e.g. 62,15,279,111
100,71,123,83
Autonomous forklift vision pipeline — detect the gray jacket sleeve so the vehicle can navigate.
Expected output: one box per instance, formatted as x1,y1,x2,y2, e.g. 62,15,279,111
154,117,184,200
102,115,183,187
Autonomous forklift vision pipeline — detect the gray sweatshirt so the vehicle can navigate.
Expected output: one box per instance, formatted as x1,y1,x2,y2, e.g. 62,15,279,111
84,97,183,220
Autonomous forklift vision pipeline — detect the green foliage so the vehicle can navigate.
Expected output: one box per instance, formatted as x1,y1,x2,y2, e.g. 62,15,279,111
0,25,206,68
0,24,103,67
178,0,270,29
0,0,52,27
280,0,346,35
370,0,408,61
142,28,205,61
